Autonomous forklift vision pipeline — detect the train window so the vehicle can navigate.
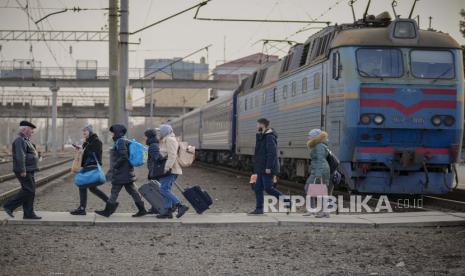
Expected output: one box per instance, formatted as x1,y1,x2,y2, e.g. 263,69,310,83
314,73,321,90
410,50,455,79
283,85,288,99
244,98,248,111
273,87,277,103
262,92,266,105
257,69,267,85
302,78,308,93
300,43,310,66
332,51,341,80
356,48,403,78
250,72,257,88
291,81,297,97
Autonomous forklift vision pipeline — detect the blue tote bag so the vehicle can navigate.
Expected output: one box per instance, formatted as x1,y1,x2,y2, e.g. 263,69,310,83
74,153,106,188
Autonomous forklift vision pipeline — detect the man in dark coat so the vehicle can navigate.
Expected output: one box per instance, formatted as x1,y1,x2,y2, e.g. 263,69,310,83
70,124,109,216
95,124,147,217
3,120,41,219
249,118,284,215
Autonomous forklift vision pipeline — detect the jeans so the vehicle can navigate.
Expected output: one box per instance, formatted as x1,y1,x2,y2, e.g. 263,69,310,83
159,174,180,210
108,182,144,205
254,173,283,211
78,186,109,209
4,172,36,216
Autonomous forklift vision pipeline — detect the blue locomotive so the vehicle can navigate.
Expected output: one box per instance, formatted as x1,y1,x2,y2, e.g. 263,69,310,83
170,13,464,194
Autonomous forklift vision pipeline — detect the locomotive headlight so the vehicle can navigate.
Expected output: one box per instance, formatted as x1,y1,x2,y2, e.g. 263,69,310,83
444,116,455,126
373,114,385,125
431,115,442,126
360,114,371,125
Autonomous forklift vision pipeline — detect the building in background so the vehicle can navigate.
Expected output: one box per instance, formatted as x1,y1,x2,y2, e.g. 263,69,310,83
210,53,279,99
144,57,209,125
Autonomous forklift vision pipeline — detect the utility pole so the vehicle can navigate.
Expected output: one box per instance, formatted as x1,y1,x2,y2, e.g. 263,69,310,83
119,0,130,128
50,86,59,157
108,0,120,127
45,96,49,152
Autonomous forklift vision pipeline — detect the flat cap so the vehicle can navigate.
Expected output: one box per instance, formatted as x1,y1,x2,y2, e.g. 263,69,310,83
19,120,36,129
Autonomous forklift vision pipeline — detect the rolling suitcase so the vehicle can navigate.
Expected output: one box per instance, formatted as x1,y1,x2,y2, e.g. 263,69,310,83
138,180,168,215
174,182,212,214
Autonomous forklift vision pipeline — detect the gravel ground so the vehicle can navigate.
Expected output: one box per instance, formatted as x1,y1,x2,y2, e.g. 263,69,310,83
2,160,465,275
0,225,464,275
35,162,257,214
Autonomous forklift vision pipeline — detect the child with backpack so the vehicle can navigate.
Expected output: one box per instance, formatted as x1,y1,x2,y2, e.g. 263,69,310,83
95,124,148,218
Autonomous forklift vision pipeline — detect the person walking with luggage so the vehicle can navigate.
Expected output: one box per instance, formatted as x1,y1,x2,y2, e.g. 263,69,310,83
70,124,109,215
248,118,284,215
95,124,147,218
304,129,331,218
144,128,162,214
156,124,189,219
3,121,41,219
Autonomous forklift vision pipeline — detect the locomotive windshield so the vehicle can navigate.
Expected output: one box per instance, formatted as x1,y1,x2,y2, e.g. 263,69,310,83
410,50,455,79
356,48,403,78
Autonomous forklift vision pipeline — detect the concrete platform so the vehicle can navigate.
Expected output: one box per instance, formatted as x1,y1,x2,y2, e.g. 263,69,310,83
1,211,465,228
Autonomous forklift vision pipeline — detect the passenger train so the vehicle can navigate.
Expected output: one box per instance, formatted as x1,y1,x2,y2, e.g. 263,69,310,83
170,13,464,194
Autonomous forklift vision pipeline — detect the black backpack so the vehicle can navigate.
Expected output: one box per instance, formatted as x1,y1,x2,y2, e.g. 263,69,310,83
324,145,340,174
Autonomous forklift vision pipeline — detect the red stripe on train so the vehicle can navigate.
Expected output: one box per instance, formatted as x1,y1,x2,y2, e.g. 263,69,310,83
358,147,395,154
360,87,396,94
421,88,456,95
360,99,456,115
359,147,449,155
415,148,449,155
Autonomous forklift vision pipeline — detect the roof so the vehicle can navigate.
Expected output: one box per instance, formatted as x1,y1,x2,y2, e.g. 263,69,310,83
215,53,279,69
331,27,461,49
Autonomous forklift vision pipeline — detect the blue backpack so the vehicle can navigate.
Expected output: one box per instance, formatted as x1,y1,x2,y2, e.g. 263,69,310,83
128,139,146,167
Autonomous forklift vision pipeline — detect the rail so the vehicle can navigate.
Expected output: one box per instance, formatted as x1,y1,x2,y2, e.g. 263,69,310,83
0,157,73,183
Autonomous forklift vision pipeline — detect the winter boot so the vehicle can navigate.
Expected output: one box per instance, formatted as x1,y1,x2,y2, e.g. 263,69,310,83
132,202,148,217
156,209,173,219
175,204,189,218
95,202,119,217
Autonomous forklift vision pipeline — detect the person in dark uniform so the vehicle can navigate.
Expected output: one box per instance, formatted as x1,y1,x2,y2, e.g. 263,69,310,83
248,118,284,215
3,120,41,219
95,124,147,217
70,124,109,215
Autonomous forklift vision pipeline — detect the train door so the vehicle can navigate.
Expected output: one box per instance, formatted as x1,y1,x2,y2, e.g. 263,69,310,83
319,63,327,130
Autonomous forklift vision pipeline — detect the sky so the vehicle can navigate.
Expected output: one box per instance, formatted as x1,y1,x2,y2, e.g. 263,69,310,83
0,0,464,70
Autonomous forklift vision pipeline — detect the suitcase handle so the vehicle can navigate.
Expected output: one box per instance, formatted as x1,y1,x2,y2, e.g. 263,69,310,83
173,181,184,193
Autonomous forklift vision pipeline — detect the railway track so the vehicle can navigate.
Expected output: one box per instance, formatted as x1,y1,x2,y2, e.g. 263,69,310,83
0,157,74,183
0,158,74,205
195,161,465,212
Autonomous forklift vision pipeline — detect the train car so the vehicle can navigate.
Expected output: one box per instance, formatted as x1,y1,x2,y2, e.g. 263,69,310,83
170,117,183,140
236,14,464,194
179,108,202,149
198,96,235,164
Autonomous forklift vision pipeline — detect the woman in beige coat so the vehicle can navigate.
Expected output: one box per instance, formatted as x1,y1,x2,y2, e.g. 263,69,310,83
156,124,189,219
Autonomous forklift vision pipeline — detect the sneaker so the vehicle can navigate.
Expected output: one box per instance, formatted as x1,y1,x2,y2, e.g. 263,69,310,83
70,207,86,216
247,209,264,215
176,205,189,218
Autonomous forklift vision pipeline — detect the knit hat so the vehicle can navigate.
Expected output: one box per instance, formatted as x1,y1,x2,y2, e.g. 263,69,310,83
159,124,173,138
308,129,322,139
82,123,93,133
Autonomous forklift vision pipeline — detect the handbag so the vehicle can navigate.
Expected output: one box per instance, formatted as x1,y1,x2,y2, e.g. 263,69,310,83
71,150,82,173
306,177,328,197
150,156,169,179
74,153,106,188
